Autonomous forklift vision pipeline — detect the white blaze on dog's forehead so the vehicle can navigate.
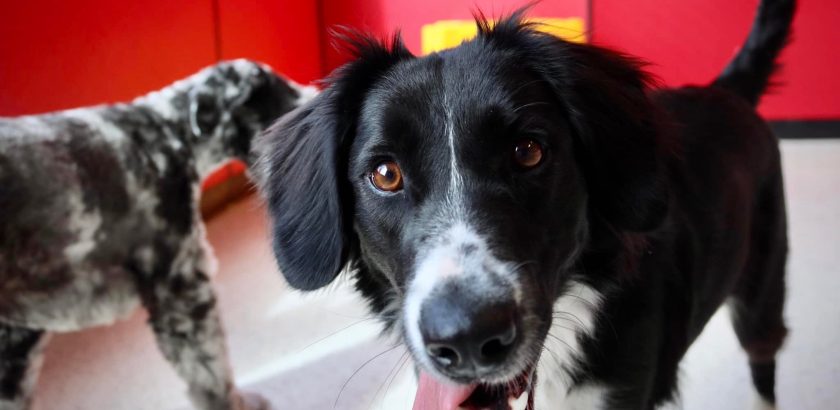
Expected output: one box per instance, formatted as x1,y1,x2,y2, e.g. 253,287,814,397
534,281,605,409
442,89,464,215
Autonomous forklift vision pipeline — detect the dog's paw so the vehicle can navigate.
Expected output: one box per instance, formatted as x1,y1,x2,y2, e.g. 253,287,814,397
234,391,272,410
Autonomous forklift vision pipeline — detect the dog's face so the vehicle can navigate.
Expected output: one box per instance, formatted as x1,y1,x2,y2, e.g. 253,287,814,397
348,53,590,387
256,13,666,409
186,60,304,166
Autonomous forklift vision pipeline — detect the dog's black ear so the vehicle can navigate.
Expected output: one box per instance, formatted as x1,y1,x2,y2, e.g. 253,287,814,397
486,18,667,231
253,33,412,290
548,42,669,232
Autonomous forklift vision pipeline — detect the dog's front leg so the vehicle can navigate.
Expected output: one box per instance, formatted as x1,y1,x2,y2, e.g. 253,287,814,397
0,325,47,410
138,251,267,410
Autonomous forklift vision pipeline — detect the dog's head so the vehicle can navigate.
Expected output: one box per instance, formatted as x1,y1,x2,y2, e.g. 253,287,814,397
255,10,667,409
181,59,311,167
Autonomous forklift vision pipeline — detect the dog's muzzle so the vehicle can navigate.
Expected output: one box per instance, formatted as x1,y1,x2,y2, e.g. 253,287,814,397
407,225,534,410
420,284,520,379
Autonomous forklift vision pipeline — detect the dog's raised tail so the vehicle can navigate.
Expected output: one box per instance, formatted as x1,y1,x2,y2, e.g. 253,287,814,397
712,0,795,106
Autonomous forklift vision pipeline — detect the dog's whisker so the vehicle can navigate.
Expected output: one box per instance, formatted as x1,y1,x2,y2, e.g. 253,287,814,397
562,292,599,310
547,331,580,357
541,344,564,375
334,343,402,409
380,352,412,410
561,287,620,341
547,321,580,333
369,348,409,410
552,311,587,328
551,313,584,325
297,317,376,354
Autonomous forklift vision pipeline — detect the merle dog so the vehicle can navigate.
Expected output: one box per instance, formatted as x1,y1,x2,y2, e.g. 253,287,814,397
0,60,314,410
255,0,795,408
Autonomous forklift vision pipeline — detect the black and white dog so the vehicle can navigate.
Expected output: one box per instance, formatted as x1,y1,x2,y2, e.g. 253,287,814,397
0,60,314,410
255,0,794,408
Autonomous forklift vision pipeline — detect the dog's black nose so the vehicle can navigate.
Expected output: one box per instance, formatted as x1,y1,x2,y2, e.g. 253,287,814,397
420,295,518,375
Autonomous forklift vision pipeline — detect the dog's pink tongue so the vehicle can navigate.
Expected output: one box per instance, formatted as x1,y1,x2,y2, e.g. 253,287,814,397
413,372,477,410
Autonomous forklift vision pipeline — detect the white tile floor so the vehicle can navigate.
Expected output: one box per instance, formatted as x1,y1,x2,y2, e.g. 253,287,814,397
32,139,840,410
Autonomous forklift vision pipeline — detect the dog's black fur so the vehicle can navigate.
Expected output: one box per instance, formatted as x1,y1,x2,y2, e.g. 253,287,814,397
255,0,795,408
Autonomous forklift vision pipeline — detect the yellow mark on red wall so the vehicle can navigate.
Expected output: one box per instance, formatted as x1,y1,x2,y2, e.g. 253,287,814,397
421,17,586,55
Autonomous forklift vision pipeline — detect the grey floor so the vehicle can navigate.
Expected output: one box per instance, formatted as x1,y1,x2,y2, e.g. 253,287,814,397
31,139,840,410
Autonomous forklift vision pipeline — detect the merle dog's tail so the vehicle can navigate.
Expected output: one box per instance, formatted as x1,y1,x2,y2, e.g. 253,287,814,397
712,0,796,106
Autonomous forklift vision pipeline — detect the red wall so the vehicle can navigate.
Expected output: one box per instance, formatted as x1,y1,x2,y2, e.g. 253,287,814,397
2,1,836,120
217,0,322,83
0,0,321,116
591,0,840,120
0,1,215,116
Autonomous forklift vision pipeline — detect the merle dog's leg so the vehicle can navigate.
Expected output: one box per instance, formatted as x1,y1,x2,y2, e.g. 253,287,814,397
728,170,789,407
138,240,267,410
0,325,47,410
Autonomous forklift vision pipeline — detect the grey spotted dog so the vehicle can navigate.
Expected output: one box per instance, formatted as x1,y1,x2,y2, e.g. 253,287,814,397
0,59,316,410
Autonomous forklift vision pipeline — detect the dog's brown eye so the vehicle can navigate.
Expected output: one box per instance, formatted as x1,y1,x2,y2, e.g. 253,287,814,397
370,161,403,192
513,139,544,169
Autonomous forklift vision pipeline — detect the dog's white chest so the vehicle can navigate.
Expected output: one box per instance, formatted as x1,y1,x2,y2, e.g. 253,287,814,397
534,379,607,410
533,282,608,409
